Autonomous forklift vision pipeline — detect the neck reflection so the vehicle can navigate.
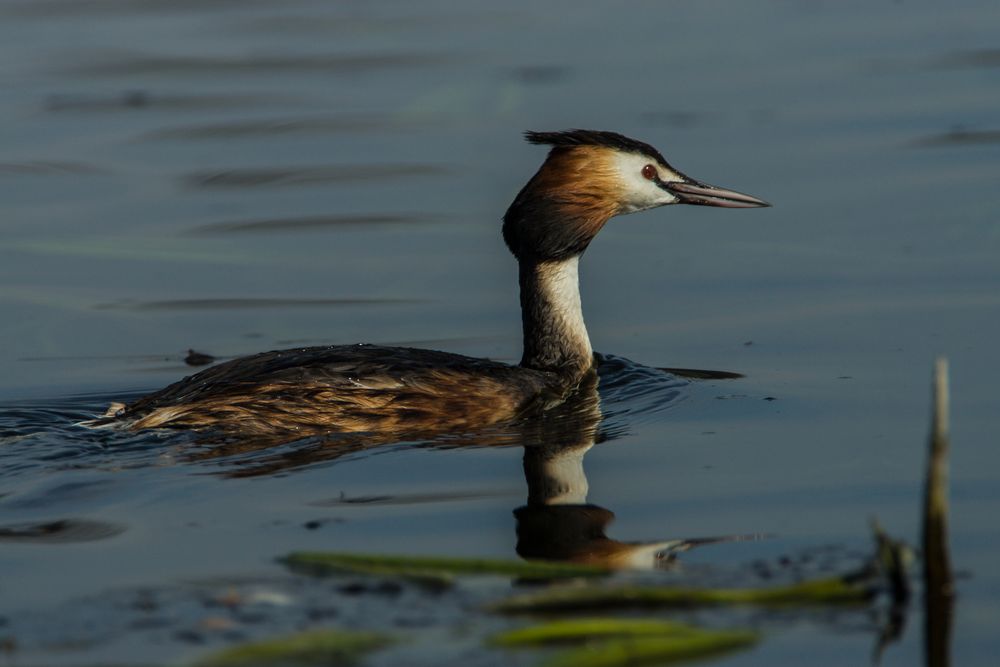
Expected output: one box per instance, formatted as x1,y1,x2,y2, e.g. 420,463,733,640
513,368,728,571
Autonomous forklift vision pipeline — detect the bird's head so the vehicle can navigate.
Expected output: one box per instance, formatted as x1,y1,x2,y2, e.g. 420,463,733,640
502,129,769,262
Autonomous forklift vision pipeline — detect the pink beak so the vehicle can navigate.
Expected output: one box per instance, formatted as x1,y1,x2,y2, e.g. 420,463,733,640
666,180,770,208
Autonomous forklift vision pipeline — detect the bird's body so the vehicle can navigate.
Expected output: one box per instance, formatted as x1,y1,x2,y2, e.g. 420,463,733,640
96,130,768,437
118,344,567,435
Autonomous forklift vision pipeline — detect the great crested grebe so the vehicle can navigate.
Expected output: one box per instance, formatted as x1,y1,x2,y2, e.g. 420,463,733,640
94,130,768,436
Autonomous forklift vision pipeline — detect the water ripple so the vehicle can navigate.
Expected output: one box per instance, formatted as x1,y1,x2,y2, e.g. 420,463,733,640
0,518,126,543
0,356,694,480
183,164,447,188
141,114,435,140
932,48,1000,69
188,213,432,235
5,0,277,16
68,51,456,77
92,297,422,311
596,354,688,432
0,392,188,482
0,161,106,175
909,127,1000,148
45,90,293,113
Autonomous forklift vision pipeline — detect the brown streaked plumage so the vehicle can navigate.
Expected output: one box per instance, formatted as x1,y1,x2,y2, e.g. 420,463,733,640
122,344,565,435
91,129,769,438
502,145,621,263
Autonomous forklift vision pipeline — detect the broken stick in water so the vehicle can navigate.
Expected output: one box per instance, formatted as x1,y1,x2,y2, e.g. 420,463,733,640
923,357,953,667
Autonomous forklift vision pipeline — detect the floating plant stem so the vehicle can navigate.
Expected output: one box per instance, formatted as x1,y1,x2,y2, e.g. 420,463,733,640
282,551,609,587
490,618,758,667
492,576,872,614
489,618,703,646
541,632,759,667
190,628,392,667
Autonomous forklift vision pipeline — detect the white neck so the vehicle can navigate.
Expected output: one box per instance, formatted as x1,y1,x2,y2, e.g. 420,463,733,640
518,256,594,377
524,442,593,505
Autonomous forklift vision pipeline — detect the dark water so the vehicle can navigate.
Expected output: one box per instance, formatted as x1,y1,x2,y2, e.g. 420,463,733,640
1,1,999,665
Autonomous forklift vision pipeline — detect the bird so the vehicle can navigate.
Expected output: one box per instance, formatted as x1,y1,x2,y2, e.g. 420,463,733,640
91,130,768,438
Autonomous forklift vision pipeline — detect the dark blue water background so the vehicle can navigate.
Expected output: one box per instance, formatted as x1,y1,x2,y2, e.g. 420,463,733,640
1,1,998,664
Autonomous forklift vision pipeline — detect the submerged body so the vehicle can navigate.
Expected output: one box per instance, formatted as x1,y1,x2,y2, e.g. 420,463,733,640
120,344,568,435
98,130,768,436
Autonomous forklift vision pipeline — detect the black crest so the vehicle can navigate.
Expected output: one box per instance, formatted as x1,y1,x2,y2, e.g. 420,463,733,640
524,129,670,167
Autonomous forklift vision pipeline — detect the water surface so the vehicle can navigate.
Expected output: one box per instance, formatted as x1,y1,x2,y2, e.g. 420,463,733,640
1,1,998,665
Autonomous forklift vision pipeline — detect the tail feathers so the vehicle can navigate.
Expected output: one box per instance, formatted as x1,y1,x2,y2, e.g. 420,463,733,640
76,402,126,429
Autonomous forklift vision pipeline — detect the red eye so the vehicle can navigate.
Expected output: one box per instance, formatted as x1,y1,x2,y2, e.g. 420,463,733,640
641,164,657,180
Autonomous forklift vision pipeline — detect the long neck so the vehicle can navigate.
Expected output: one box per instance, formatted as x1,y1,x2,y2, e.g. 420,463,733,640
518,256,594,378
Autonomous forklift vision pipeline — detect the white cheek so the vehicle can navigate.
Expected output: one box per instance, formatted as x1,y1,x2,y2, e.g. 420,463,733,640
612,153,679,213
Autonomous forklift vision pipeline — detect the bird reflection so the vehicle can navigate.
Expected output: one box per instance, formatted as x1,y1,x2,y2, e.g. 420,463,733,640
514,369,745,569
182,356,748,570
